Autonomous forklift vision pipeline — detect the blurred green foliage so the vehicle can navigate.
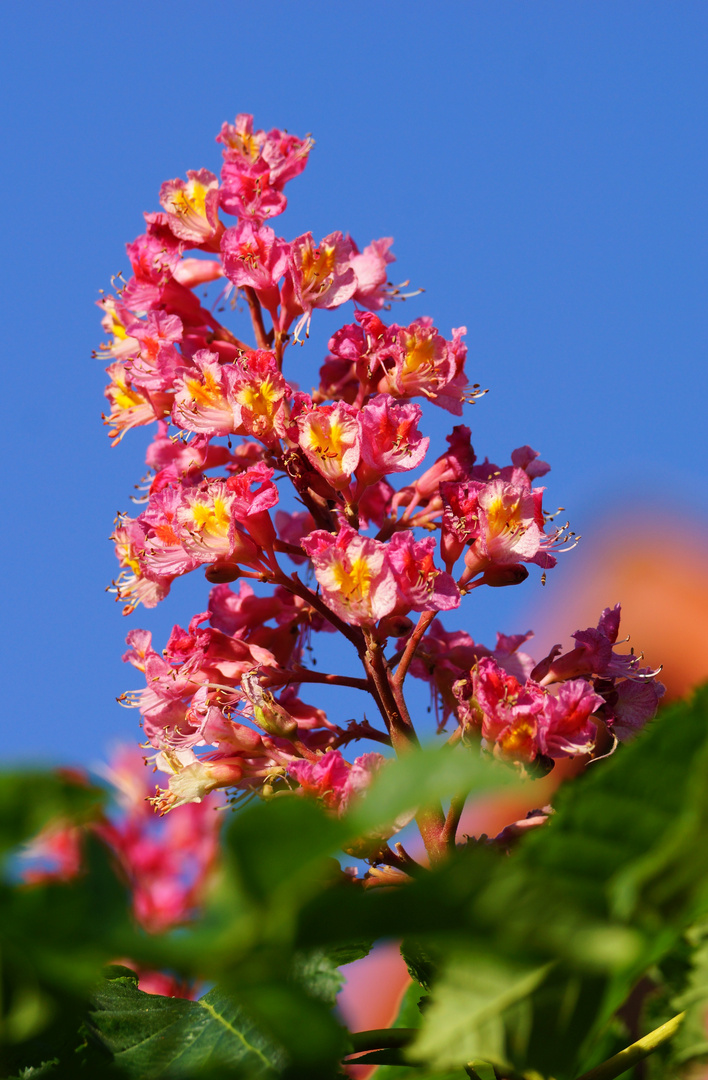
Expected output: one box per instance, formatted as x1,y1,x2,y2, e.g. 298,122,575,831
3,688,708,1079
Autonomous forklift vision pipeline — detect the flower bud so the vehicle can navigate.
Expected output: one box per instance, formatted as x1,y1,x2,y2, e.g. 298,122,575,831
242,671,298,737
479,564,529,588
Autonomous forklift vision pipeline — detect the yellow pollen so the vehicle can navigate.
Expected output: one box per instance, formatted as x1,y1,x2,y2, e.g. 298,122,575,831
170,179,208,220
112,316,129,341
186,369,223,407
500,720,534,754
332,556,372,602
238,378,280,417
486,494,522,537
403,334,436,374
227,131,260,161
306,417,345,460
190,496,230,537
300,243,337,294
111,374,145,412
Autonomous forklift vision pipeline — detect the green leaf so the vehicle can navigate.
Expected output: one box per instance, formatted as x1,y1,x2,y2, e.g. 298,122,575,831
230,981,347,1076
6,1061,60,1078
89,975,285,1079
321,940,372,967
518,686,708,936
374,981,466,1079
409,955,551,1071
0,771,105,862
344,744,519,841
401,940,440,991
0,835,140,1077
186,746,513,977
290,949,344,1007
296,689,708,1079
667,929,708,1067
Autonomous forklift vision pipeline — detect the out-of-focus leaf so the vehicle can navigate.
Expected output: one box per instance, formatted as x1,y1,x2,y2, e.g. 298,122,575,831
89,974,285,1079
2,837,138,993
409,955,551,1071
290,949,344,1006
232,981,346,1077
0,772,105,862
186,746,512,975
0,836,141,1076
666,930,708,1068
510,688,708,934
344,746,518,841
298,689,708,1078
323,940,372,967
195,796,343,966
401,940,440,991
374,981,466,1079
642,932,698,1079
6,1062,59,1078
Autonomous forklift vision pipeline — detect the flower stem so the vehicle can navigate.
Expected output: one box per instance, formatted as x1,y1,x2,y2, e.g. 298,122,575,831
363,630,447,863
243,286,270,349
441,791,468,849
347,1028,417,1053
394,610,436,688
573,1011,685,1080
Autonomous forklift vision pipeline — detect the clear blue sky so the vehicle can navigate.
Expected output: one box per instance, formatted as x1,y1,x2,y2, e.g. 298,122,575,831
2,1,707,763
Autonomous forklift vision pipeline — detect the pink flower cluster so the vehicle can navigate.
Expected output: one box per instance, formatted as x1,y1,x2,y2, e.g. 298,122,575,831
411,604,664,765
99,113,664,822
24,748,222,931
22,747,223,996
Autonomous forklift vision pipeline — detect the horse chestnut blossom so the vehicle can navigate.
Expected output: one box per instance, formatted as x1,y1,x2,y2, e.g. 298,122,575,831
100,112,664,873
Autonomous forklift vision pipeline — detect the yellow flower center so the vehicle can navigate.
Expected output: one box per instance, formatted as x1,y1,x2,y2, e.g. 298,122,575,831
185,368,223,408
485,493,522,537
305,416,346,461
169,179,208,220
238,377,280,418
300,242,337,295
111,373,146,412
190,496,230,537
332,556,372,603
403,333,436,374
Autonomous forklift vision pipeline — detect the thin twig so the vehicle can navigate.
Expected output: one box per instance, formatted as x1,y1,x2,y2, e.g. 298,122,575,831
209,324,252,353
363,631,447,863
243,286,270,349
262,668,370,693
332,719,392,749
393,610,436,688
276,571,365,653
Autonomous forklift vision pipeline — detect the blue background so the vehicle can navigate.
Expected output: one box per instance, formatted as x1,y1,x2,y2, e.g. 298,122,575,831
2,1,707,763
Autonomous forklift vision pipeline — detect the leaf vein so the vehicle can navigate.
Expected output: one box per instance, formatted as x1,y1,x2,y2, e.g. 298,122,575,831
196,997,274,1069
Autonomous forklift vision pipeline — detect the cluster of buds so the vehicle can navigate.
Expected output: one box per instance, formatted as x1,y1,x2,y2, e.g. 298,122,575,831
99,114,664,854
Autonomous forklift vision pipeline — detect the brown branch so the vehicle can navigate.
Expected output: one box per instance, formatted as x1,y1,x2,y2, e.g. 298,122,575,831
441,791,468,850
275,571,365,654
209,324,252,353
393,610,436,689
362,631,446,863
363,633,419,750
333,719,392,749
243,286,270,350
261,667,370,693
274,330,288,370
